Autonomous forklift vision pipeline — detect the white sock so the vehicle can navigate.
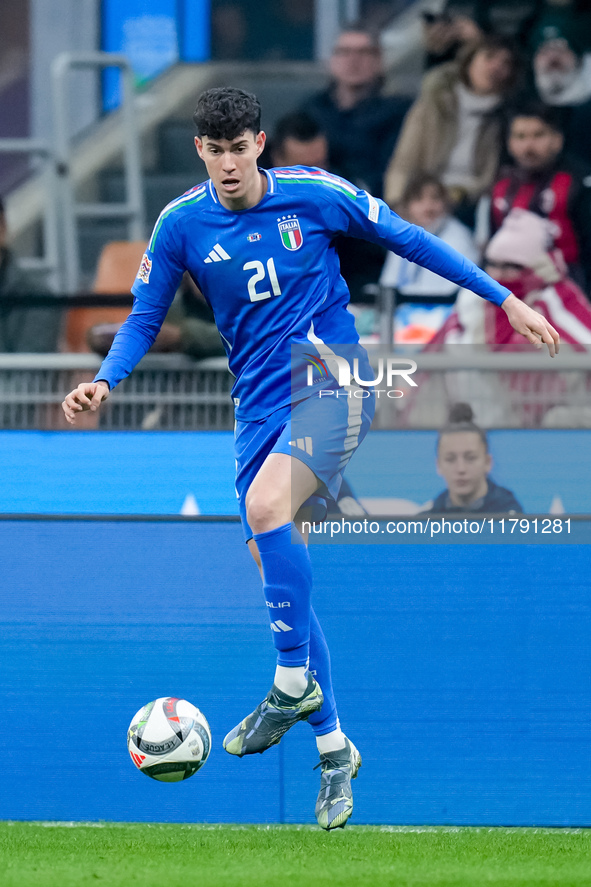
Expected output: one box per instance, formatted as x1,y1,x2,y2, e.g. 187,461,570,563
316,727,346,755
274,664,308,698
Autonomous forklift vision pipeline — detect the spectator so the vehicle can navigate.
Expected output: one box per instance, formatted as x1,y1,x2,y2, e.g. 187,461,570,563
430,209,591,427
264,110,382,303
0,196,61,352
267,112,329,169
431,208,591,345
484,208,591,343
300,23,412,198
421,4,483,70
532,32,591,164
420,1,543,70
527,0,591,58
533,33,591,104
384,35,521,226
88,273,224,359
380,172,478,299
425,402,523,513
301,26,412,303
488,103,591,290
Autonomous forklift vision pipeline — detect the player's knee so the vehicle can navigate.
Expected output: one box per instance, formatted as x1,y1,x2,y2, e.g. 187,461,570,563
245,489,288,535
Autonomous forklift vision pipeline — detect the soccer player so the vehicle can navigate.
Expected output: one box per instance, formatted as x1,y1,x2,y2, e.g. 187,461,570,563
62,87,559,830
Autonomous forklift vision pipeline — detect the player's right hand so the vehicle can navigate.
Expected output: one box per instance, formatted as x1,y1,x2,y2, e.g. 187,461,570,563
62,381,110,425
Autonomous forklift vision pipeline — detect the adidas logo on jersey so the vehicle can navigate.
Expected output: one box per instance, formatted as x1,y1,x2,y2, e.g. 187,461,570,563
270,620,293,632
205,244,231,263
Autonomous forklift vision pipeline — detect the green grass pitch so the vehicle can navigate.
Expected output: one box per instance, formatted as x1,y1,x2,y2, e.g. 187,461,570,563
1,822,590,887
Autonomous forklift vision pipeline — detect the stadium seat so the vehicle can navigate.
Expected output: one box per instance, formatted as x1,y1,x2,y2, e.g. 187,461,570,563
61,240,147,353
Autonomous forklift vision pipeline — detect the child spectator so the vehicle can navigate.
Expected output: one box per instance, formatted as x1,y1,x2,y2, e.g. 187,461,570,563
380,172,478,299
434,208,591,345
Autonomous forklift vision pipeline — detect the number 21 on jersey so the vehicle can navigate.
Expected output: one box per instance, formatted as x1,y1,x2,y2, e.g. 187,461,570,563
244,258,282,302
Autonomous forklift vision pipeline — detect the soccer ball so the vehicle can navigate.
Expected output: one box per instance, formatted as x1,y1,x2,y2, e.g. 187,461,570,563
127,697,211,782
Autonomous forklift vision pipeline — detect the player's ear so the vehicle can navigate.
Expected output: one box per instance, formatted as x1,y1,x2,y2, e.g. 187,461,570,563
485,453,492,474
194,137,204,160
255,131,266,158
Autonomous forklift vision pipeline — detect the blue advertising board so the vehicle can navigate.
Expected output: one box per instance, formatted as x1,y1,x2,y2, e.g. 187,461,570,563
0,430,588,516
1,519,590,825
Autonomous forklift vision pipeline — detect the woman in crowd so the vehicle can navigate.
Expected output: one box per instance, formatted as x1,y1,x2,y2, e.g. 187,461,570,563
425,403,523,513
384,35,521,226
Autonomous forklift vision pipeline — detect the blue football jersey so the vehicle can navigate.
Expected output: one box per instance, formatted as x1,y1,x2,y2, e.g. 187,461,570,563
95,167,511,420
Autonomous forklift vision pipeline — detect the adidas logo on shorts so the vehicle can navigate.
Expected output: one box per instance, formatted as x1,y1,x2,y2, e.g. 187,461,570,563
289,437,313,455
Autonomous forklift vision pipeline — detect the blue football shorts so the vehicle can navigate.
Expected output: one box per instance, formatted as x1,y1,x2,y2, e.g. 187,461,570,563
234,389,375,541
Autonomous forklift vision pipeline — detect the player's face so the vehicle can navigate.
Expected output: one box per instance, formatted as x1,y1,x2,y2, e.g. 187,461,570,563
195,131,266,206
508,118,563,171
437,431,492,505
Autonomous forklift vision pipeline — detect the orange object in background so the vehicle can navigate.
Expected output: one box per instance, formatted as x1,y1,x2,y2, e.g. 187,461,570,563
61,240,147,352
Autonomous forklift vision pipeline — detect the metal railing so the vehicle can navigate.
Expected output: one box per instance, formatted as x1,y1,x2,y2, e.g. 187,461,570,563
0,354,232,431
0,350,589,431
370,348,591,430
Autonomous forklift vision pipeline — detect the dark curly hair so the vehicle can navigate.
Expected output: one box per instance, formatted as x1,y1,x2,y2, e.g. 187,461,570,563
193,87,261,141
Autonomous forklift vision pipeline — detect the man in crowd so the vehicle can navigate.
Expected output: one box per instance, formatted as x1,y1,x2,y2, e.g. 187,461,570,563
267,112,329,169
301,25,412,301
533,30,591,165
488,103,591,292
300,23,411,199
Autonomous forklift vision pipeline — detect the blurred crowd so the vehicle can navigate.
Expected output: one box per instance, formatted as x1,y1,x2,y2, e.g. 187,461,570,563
2,0,591,364
280,0,591,349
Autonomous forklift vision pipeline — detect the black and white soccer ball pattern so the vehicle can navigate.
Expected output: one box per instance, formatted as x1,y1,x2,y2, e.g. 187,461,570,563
127,697,211,781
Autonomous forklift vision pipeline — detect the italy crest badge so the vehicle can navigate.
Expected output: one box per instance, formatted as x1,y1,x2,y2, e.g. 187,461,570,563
278,215,303,251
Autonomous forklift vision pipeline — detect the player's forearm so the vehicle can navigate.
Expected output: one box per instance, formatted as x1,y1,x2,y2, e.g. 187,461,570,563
396,224,510,306
93,307,163,389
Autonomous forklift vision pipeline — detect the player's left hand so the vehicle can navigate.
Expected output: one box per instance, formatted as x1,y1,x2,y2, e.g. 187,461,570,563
501,293,560,357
